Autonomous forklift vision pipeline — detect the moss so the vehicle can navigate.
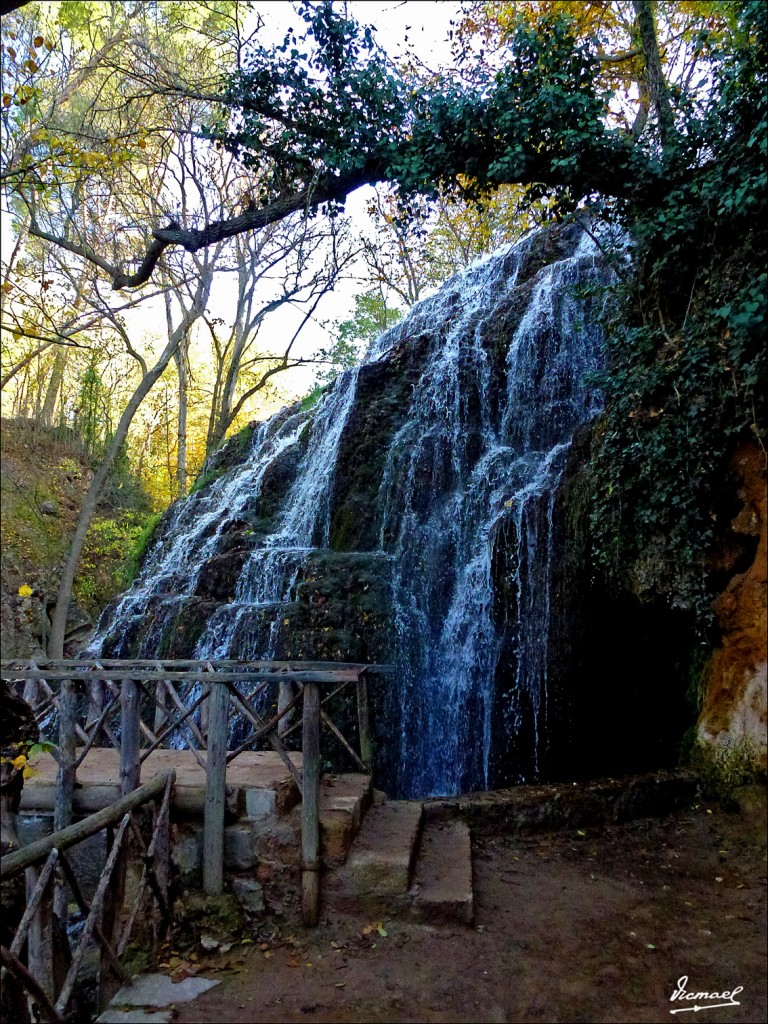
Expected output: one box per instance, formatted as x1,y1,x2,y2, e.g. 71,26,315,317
120,511,164,586
300,384,326,411
691,737,762,804
328,347,428,551
0,418,154,645
154,599,215,659
174,892,245,947
191,423,257,494
257,443,304,520
261,551,393,666
194,550,250,601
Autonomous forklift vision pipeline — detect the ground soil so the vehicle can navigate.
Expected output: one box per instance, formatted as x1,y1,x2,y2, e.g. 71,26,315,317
173,799,766,1024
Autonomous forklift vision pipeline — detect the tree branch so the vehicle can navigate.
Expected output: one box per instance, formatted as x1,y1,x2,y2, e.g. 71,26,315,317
598,47,642,63
112,171,369,290
28,221,122,280
1,342,52,390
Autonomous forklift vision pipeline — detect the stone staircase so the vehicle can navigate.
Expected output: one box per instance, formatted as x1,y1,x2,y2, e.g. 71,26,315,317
323,797,474,925
20,749,474,927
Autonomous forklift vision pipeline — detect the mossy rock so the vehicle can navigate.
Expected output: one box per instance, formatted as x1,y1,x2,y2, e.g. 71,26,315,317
174,891,246,946
272,551,393,663
328,342,430,551
194,550,251,601
258,443,305,520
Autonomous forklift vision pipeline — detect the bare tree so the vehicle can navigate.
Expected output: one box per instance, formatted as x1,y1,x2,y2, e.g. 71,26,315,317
47,263,214,657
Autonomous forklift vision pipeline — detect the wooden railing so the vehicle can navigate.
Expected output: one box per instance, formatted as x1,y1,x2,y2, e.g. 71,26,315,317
1,659,389,928
0,772,174,1022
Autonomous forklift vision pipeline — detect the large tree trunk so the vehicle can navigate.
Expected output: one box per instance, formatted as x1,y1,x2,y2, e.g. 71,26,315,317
174,340,189,496
40,348,68,427
632,0,676,154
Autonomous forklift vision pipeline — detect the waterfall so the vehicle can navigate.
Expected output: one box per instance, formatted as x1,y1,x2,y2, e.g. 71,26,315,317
193,365,361,661
89,406,311,657
374,230,609,796
90,224,615,798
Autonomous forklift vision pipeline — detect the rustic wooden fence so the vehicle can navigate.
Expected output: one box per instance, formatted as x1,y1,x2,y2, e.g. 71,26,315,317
0,771,174,1022
1,659,385,929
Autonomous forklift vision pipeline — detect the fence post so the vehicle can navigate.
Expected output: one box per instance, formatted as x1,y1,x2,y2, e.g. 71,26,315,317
277,680,296,737
120,679,141,796
153,779,172,922
99,678,140,1008
54,677,77,928
54,679,77,832
25,864,55,1002
88,678,105,740
203,682,229,895
23,677,40,712
356,671,373,771
200,686,210,740
154,678,167,741
301,681,321,926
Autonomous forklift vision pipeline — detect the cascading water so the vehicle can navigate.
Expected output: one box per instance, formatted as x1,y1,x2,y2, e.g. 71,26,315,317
375,230,611,797
192,365,361,661
89,406,313,657
90,223,615,798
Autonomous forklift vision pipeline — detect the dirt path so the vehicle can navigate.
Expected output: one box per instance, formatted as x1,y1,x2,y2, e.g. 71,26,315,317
173,800,766,1024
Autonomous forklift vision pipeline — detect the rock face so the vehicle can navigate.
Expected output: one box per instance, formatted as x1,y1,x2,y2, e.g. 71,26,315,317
88,223,763,796
698,444,767,770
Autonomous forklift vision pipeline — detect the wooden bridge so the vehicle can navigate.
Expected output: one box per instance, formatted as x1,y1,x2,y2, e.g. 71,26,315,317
0,658,390,1020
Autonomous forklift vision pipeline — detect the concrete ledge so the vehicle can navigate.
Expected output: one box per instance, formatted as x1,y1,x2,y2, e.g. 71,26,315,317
424,770,700,833
20,748,302,818
331,800,424,898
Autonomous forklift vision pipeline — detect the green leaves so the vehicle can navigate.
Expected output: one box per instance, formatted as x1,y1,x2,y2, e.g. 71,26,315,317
588,3,766,624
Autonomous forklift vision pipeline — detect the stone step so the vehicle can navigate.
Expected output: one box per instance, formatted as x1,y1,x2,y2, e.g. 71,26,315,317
323,799,424,915
408,818,473,925
315,773,373,867
324,804,474,926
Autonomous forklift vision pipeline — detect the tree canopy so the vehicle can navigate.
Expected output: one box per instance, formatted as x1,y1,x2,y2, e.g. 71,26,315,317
2,1,762,295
